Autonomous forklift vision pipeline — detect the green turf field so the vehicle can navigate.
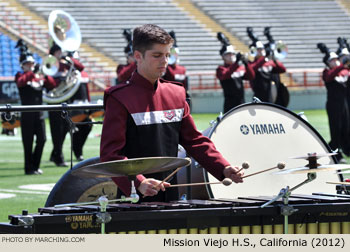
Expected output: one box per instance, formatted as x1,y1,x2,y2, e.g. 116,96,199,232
0,109,345,223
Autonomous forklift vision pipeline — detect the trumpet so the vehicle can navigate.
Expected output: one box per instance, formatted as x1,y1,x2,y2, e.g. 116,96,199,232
264,27,288,60
247,27,288,60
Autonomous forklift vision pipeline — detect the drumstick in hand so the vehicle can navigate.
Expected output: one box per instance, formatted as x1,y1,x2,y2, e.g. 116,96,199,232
154,167,182,190
154,157,192,189
242,162,285,179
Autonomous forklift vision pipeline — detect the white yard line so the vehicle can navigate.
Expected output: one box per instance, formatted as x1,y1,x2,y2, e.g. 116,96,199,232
0,193,16,199
19,183,55,191
0,189,49,195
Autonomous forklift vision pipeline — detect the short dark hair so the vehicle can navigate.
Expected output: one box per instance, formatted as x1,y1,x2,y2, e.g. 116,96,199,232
132,24,174,55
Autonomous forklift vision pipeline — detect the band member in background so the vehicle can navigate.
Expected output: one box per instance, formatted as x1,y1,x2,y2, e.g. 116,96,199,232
48,43,84,167
216,38,255,113
249,41,286,103
162,31,191,108
116,29,137,84
68,53,93,161
15,40,56,175
100,24,244,202
322,52,350,163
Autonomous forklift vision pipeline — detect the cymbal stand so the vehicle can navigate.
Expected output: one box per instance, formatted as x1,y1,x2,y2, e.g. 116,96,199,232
60,103,103,169
96,196,109,234
128,177,140,203
61,103,76,169
95,194,140,235
261,172,317,234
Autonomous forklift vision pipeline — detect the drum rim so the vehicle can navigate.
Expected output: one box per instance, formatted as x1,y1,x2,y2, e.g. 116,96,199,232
202,102,342,198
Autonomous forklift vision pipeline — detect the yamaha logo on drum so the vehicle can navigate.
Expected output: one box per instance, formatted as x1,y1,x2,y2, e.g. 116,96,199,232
240,125,250,135
240,124,286,135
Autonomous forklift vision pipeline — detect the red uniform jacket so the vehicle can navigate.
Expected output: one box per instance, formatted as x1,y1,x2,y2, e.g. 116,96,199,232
163,64,188,90
116,62,137,83
216,62,255,81
53,58,85,86
15,71,56,105
323,64,349,99
100,71,230,195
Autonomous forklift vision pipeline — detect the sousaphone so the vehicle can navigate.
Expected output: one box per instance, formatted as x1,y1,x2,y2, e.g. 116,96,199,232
42,10,82,104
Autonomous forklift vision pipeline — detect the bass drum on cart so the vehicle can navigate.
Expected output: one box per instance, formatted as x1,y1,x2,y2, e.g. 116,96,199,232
45,157,118,207
178,102,343,200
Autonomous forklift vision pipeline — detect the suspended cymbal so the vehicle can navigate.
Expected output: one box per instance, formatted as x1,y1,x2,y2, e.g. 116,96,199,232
71,156,191,178
289,152,337,160
274,164,350,175
326,181,350,185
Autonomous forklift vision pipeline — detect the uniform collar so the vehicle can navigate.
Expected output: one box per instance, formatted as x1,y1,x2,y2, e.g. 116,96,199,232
130,71,159,91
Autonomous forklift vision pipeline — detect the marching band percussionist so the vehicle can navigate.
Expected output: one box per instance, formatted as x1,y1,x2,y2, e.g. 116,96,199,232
322,51,350,163
15,40,56,175
216,36,255,113
48,43,84,167
100,24,244,202
249,41,286,103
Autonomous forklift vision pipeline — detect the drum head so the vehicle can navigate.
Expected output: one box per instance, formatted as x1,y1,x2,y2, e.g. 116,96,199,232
205,103,341,199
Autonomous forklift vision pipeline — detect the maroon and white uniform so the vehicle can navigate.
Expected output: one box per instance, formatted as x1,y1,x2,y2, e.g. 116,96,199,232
116,62,137,84
250,57,286,102
48,58,85,165
100,71,230,199
52,58,84,86
15,71,56,105
15,71,56,174
322,64,350,157
163,64,188,90
216,62,255,113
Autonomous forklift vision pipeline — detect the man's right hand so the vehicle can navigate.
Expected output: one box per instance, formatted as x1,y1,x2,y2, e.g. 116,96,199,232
137,178,170,197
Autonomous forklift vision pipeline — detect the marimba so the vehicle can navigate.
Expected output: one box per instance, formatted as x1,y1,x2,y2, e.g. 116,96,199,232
1,193,350,234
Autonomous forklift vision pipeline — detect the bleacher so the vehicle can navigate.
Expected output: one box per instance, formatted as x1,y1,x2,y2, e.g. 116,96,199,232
0,33,41,77
192,0,350,69
1,0,350,87
16,0,223,72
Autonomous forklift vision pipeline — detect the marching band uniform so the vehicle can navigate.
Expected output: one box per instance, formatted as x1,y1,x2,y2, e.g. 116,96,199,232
116,33,136,84
70,70,92,161
322,53,350,161
162,31,191,109
163,62,191,109
48,44,84,166
250,42,286,103
163,64,188,90
216,44,255,113
116,61,137,84
15,55,56,175
100,71,230,202
216,62,255,113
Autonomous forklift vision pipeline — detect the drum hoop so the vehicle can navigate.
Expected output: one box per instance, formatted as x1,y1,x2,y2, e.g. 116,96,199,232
202,102,341,199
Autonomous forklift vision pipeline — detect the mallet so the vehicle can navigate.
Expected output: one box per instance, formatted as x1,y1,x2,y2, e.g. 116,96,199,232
168,178,233,188
242,162,286,179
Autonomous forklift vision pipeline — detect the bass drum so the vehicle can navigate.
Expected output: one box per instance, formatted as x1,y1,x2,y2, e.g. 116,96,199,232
45,157,118,207
180,102,343,200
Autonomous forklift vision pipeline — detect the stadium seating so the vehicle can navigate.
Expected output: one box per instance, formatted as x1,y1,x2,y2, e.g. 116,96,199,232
0,33,41,76
192,0,350,69
16,0,223,72
2,0,350,86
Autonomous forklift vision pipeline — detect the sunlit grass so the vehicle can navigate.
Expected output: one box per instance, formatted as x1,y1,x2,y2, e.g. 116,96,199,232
0,109,343,223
